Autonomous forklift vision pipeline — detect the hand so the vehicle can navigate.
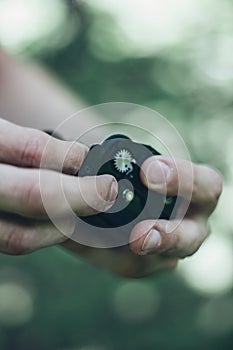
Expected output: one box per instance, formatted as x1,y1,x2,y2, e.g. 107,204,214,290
62,155,222,277
0,118,117,255
125,156,222,274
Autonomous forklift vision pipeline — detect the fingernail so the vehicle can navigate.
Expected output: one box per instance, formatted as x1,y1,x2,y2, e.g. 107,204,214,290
108,179,118,202
140,229,161,254
147,160,170,185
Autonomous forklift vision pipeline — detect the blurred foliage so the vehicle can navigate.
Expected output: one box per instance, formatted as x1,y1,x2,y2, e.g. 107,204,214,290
0,1,233,349
0,247,223,350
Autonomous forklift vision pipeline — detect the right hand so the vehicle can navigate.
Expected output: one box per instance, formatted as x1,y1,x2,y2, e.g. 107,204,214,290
0,118,118,255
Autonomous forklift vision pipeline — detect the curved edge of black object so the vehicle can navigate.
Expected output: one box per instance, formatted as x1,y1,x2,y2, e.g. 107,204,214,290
105,134,131,141
43,130,64,140
77,134,178,229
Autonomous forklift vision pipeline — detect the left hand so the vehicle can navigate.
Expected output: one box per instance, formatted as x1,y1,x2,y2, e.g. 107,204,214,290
0,119,117,255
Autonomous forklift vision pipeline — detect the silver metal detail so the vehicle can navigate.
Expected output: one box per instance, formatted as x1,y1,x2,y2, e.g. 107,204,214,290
123,189,134,202
114,149,135,173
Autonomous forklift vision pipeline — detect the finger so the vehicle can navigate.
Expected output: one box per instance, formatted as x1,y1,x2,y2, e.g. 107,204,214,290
0,214,71,255
141,156,223,205
61,240,178,278
130,218,210,258
0,118,88,174
0,164,118,218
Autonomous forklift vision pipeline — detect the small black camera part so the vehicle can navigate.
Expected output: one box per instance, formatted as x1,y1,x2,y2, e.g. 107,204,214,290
77,134,177,229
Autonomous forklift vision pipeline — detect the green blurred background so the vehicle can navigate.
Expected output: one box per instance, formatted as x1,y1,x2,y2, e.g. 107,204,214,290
0,0,233,349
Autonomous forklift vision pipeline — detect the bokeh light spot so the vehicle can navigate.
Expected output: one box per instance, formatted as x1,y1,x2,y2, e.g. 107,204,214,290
0,282,34,327
0,0,68,52
179,234,233,296
113,280,159,323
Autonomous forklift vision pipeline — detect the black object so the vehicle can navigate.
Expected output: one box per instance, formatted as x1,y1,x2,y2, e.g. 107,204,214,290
78,134,177,228
44,130,64,140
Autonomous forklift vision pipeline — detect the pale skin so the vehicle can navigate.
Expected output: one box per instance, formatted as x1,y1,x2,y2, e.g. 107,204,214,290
0,50,223,277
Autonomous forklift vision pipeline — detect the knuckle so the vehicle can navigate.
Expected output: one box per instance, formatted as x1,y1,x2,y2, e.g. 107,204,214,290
211,169,223,201
184,222,205,257
64,143,88,175
23,179,43,215
6,227,33,255
20,131,47,167
185,242,201,257
204,168,223,205
194,165,223,204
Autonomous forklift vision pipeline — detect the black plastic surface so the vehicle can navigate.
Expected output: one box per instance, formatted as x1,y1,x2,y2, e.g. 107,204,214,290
78,134,177,228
